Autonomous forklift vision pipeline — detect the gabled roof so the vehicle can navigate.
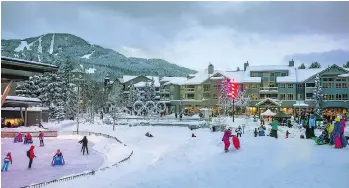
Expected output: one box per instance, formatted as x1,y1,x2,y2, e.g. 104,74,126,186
295,67,325,82
302,64,349,83
256,98,281,107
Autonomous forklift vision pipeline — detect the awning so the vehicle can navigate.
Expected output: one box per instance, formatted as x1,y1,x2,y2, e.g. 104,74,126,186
261,109,276,116
293,101,309,107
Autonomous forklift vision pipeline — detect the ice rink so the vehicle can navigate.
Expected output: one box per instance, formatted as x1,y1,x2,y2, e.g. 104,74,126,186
1,138,104,188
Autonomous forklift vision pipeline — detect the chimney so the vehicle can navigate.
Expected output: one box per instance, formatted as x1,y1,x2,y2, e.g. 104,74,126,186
244,61,249,71
289,59,294,67
104,74,110,87
208,62,214,74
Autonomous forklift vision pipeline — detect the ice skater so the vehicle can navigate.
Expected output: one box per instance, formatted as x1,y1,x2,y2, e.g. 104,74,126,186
39,131,44,146
1,152,12,171
27,145,36,169
78,136,89,155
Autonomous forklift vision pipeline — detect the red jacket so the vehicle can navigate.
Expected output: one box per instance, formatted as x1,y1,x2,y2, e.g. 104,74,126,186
4,152,12,164
39,132,44,139
27,133,32,140
29,145,36,159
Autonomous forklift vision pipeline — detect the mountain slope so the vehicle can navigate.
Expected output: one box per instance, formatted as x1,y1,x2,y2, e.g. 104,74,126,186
1,33,196,80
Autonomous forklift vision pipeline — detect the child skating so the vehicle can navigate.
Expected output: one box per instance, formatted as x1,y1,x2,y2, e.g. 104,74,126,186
1,152,12,171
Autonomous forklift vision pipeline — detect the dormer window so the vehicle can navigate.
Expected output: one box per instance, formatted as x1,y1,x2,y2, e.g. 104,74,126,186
281,72,287,76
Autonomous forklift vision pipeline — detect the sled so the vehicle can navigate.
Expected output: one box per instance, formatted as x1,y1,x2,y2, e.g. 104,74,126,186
341,135,348,148
232,136,240,150
51,156,64,166
315,139,327,145
259,131,265,136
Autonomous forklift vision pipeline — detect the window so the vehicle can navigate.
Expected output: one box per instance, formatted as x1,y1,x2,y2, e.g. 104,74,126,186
280,84,286,88
245,84,249,89
251,72,258,77
328,83,334,88
329,78,334,81
249,94,258,100
306,93,313,99
281,72,287,76
270,73,275,77
203,84,210,92
306,83,315,87
280,94,286,100
336,78,342,81
203,93,210,99
287,84,294,88
322,83,328,88
186,94,194,99
343,94,348,100
336,83,342,88
336,94,342,100
287,94,294,100
323,78,328,81
297,84,303,88
342,83,348,88
342,78,347,82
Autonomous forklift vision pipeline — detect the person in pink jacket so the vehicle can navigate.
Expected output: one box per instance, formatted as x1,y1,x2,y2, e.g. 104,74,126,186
340,119,345,136
222,128,233,152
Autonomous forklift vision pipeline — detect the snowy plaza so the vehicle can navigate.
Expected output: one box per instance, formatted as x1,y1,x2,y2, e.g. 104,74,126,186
1,118,348,188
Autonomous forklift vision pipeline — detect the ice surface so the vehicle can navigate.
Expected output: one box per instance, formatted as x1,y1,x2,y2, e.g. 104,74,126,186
1,138,104,188
46,118,349,188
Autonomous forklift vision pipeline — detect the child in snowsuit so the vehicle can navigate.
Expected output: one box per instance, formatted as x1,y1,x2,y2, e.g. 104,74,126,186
286,130,290,139
28,145,36,169
1,152,12,171
26,133,33,144
235,126,242,137
254,128,258,137
145,132,154,137
24,135,28,144
222,128,233,152
78,136,89,155
192,133,196,137
39,131,44,146
52,149,65,165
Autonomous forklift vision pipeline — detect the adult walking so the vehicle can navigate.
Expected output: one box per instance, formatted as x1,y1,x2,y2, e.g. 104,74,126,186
78,136,89,155
27,145,36,169
271,118,279,139
308,113,316,138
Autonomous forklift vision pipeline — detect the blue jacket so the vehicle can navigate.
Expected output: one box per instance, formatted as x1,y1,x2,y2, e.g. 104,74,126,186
309,116,315,128
333,122,341,137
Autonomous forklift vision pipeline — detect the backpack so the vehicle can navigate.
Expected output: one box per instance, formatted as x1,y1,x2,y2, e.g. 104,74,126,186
27,150,30,158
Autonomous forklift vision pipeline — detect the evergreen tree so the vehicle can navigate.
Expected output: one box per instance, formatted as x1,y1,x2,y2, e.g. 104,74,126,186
298,63,306,69
149,77,156,101
46,73,65,121
309,62,321,69
60,60,79,119
108,83,125,130
313,74,323,115
343,61,349,68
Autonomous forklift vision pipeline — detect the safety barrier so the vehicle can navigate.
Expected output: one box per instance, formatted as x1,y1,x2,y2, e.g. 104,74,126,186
20,131,133,188
1,131,58,138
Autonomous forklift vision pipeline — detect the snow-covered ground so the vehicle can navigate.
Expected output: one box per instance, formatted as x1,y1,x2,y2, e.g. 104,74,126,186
45,118,349,188
1,138,104,188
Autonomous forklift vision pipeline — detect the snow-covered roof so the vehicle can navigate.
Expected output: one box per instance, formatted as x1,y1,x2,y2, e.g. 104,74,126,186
163,77,188,86
244,65,292,83
276,67,297,83
295,68,325,82
1,107,44,111
338,73,349,78
218,71,245,83
122,76,138,83
1,95,41,102
255,98,281,107
160,77,186,82
182,71,213,85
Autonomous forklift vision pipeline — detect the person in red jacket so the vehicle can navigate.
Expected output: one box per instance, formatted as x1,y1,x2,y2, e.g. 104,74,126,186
39,131,44,146
28,145,36,169
286,130,290,139
27,133,33,144
192,133,196,137
1,152,12,171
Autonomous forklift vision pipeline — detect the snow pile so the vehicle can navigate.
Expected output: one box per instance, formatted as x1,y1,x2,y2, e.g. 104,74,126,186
43,120,75,131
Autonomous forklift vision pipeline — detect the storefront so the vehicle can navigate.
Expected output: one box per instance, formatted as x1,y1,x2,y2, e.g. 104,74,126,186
1,107,43,128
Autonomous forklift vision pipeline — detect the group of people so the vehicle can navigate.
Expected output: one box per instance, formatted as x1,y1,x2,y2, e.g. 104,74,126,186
14,132,45,146
316,116,347,148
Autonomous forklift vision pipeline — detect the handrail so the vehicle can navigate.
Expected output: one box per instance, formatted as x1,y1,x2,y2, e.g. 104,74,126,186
20,131,133,188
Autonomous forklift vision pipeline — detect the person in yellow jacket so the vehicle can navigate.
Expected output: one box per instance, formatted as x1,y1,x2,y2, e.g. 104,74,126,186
327,123,334,139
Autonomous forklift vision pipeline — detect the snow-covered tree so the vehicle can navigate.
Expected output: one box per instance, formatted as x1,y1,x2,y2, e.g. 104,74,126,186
309,62,321,69
313,74,323,115
149,77,156,101
298,63,306,69
60,60,79,119
108,83,125,130
219,78,233,116
46,73,66,121
127,83,141,111
235,90,251,115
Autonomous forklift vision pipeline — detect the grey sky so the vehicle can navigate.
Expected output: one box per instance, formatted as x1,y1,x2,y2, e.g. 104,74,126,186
1,1,349,70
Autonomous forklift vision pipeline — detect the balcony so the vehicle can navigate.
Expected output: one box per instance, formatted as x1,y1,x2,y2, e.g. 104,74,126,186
259,87,278,94
185,88,195,93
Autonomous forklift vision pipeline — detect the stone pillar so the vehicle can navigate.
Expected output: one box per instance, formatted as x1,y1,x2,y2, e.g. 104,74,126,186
24,107,28,127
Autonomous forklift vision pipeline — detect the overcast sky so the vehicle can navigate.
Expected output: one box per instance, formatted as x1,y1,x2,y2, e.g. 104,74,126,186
2,1,349,70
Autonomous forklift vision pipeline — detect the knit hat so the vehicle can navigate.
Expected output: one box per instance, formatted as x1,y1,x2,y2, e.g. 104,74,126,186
335,117,340,122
